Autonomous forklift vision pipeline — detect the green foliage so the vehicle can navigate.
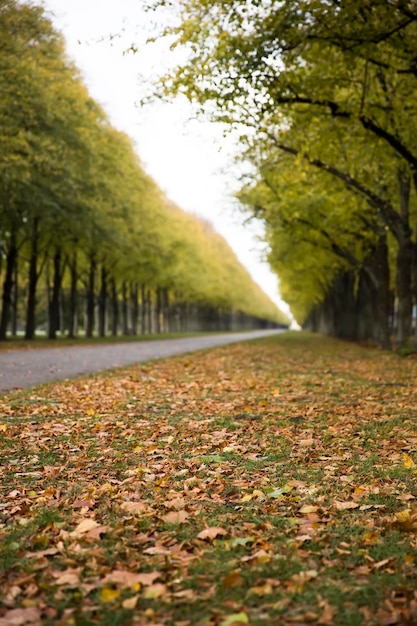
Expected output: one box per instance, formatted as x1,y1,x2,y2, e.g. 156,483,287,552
146,0,417,335
0,0,289,335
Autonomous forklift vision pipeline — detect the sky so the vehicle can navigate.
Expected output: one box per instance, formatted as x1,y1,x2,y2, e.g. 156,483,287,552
41,0,292,319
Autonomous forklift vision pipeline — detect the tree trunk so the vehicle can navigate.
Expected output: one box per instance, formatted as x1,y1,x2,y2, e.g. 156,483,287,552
110,277,118,336
396,168,413,347
122,281,129,335
130,283,138,335
11,257,18,337
48,249,62,340
147,290,152,334
140,285,146,335
0,235,17,340
86,255,96,338
156,287,162,333
395,238,413,347
68,252,78,339
98,265,107,338
372,234,391,349
25,218,39,340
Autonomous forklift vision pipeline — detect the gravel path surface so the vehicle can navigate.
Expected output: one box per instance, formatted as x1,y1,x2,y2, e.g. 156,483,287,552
0,329,284,394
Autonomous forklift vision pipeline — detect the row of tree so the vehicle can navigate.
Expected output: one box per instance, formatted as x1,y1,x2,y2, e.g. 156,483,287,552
149,0,417,348
0,0,289,340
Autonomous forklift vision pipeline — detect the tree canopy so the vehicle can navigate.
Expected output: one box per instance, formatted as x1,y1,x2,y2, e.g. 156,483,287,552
145,0,417,347
0,0,289,340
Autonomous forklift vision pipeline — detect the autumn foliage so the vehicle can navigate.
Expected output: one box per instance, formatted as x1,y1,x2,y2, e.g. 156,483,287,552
1,333,417,625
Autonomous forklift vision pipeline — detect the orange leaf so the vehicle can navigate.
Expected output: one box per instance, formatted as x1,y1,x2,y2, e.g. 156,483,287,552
222,571,244,589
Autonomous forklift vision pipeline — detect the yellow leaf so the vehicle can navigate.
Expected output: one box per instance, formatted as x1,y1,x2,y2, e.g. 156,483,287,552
240,493,253,502
219,612,249,626
0,423,7,432
403,453,416,468
142,583,167,599
86,409,95,416
396,509,411,523
299,504,318,514
100,588,121,603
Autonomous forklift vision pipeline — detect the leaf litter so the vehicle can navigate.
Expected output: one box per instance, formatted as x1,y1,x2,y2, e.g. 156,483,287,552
1,332,417,625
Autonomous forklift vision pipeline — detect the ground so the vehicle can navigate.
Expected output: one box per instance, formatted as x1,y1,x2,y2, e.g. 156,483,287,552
1,332,417,626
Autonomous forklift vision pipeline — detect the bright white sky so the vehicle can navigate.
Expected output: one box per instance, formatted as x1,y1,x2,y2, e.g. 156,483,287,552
41,0,292,319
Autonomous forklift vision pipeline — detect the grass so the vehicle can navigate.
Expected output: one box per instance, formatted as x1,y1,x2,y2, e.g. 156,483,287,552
0,331,215,352
1,331,417,625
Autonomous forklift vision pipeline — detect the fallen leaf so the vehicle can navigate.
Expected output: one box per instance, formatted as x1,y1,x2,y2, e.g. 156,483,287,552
52,568,81,586
0,607,41,626
222,571,244,589
120,501,149,515
99,587,121,603
333,501,360,511
70,518,99,536
142,583,168,599
403,453,416,468
25,548,59,558
299,504,319,514
219,612,249,626
102,569,161,587
160,510,189,524
248,582,273,596
122,595,139,609
197,527,227,540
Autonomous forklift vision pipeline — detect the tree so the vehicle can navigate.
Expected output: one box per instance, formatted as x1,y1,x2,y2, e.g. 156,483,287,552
145,0,417,345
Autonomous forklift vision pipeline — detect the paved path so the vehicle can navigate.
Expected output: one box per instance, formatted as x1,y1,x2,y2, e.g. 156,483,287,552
0,329,284,394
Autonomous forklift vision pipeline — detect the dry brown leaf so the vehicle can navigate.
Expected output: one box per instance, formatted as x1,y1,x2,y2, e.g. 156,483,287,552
70,518,99,537
333,501,360,511
142,583,168,599
197,527,227,540
122,595,139,609
160,510,189,524
222,571,244,589
102,570,161,587
0,607,41,626
52,568,81,586
120,501,150,515
299,504,319,514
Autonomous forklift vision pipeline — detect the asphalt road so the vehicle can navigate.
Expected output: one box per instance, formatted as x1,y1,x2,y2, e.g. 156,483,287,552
0,329,284,394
